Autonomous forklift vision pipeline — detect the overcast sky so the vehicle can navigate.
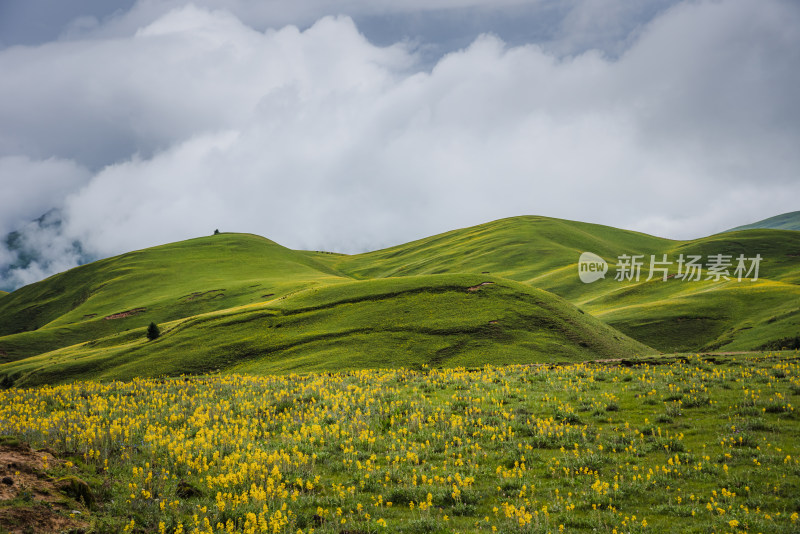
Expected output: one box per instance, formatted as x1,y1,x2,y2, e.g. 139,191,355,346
1,0,798,289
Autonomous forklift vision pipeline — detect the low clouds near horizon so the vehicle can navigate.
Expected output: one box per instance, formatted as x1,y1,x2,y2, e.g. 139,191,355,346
1,0,799,289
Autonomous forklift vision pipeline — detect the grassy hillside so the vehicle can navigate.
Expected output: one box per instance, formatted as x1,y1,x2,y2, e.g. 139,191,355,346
324,217,800,352
0,233,349,362
1,215,798,384
0,275,651,386
727,210,800,232
587,230,800,351
322,216,673,289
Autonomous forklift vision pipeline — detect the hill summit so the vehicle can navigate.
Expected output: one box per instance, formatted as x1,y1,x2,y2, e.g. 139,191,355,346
2,215,799,386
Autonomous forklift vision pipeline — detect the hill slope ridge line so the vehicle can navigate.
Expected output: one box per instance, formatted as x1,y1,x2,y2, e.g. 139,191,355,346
1,214,798,382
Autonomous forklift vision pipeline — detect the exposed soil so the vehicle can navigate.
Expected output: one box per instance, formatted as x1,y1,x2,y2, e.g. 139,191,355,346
103,307,146,320
0,444,89,533
467,281,495,292
0,504,87,534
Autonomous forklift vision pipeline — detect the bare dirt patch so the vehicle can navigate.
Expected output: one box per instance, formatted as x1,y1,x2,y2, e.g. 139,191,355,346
103,307,146,320
467,281,495,292
0,443,89,533
0,504,87,534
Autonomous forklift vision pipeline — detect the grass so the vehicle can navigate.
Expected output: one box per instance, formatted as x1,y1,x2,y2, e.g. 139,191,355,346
0,216,799,383
585,230,800,352
0,353,797,533
321,218,800,354
0,275,652,386
0,233,349,362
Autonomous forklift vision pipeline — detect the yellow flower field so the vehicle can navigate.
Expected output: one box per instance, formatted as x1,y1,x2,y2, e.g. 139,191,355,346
1,353,798,533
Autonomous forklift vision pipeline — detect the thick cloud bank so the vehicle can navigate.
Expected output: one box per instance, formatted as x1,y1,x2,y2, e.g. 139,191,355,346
1,0,799,289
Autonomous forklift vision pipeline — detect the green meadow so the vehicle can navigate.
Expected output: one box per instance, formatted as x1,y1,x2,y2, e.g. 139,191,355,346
1,215,799,386
0,215,798,533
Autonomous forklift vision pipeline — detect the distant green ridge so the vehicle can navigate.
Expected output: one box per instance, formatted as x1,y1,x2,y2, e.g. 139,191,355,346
1,215,799,386
727,211,800,232
322,216,800,353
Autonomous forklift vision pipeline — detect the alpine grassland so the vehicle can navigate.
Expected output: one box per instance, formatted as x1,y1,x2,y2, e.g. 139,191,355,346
0,274,651,387
1,353,798,533
322,219,800,354
0,233,349,364
0,216,798,532
1,216,799,385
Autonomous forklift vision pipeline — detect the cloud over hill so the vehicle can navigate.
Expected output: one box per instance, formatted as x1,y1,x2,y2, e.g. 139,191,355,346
1,0,799,289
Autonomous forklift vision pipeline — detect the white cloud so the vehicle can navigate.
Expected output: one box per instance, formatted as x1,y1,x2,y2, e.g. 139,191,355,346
0,156,90,235
1,0,799,288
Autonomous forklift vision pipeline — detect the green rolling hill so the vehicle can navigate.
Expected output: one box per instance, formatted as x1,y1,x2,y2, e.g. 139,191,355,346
0,233,349,364
1,215,798,386
0,275,650,386
727,210,800,232
320,217,800,352
584,230,800,352
316,216,674,304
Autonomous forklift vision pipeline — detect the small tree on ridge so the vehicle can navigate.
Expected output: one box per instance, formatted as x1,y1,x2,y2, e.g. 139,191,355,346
147,322,160,341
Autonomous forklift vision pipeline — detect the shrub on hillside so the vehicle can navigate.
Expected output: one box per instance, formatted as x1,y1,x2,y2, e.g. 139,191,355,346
146,322,160,341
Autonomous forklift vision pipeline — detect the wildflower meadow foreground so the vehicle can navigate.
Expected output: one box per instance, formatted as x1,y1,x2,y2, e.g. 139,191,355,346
0,354,798,533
